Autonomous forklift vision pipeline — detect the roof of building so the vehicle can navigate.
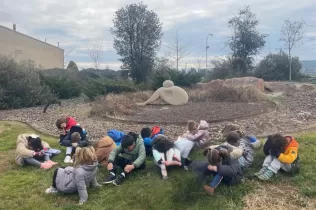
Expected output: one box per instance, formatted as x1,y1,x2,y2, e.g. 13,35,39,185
0,24,64,51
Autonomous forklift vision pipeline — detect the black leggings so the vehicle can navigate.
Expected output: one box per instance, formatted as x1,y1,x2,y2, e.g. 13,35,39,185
110,157,146,174
52,167,65,188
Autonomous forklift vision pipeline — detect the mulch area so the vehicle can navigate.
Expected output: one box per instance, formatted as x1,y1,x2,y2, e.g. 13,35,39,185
113,101,276,124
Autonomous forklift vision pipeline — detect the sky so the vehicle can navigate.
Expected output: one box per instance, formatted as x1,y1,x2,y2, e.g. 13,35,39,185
1,0,316,70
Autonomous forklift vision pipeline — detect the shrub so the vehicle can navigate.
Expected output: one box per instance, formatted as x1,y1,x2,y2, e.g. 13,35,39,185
82,78,138,100
0,55,57,109
187,83,265,103
90,91,153,116
40,75,81,99
151,69,202,89
255,51,303,81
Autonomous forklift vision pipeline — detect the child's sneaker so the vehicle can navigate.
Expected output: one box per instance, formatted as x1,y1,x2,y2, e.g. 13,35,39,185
103,172,116,184
183,165,189,171
254,166,268,176
258,169,274,181
162,176,168,180
45,186,58,194
64,156,73,163
113,174,125,186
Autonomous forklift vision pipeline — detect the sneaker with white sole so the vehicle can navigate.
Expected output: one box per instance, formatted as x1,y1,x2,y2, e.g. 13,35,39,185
45,186,58,194
64,155,73,163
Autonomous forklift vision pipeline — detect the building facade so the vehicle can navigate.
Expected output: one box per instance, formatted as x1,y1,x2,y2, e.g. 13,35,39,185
0,25,64,69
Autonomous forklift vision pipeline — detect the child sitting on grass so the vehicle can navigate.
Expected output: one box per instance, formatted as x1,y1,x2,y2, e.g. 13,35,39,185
225,131,260,168
141,126,164,156
15,134,57,169
152,135,182,179
254,134,299,180
183,120,210,148
45,146,101,205
56,115,80,139
202,146,243,196
57,119,88,163
104,132,146,186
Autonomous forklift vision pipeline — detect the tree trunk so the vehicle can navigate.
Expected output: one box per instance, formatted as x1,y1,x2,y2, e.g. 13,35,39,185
289,46,292,81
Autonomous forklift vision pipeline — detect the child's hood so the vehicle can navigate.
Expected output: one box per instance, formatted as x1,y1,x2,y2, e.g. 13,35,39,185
97,136,115,148
198,120,209,130
81,161,98,171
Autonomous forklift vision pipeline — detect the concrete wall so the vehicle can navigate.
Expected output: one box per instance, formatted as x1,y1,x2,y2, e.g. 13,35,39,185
0,25,64,69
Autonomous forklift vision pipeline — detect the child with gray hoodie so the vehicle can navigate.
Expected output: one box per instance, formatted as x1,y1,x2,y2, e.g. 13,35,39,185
45,146,101,205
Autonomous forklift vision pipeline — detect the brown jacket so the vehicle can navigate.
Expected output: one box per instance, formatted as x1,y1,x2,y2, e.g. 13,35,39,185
15,134,50,166
95,136,116,167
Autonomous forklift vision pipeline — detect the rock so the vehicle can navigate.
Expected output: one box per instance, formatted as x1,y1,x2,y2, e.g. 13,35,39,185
297,111,312,121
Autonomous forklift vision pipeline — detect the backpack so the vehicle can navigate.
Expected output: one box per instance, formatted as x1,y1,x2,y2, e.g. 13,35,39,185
151,126,164,138
107,130,125,144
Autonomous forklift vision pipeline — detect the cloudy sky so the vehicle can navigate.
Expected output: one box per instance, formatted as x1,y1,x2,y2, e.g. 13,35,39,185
1,0,316,70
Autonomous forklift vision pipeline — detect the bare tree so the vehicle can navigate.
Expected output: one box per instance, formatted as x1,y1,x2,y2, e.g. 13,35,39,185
64,47,75,68
280,19,305,81
88,40,104,70
165,30,190,71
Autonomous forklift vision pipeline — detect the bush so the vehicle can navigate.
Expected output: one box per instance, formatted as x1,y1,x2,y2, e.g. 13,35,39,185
40,75,82,99
207,57,238,80
255,51,303,81
152,69,202,89
90,91,153,116
82,78,138,100
187,83,265,103
0,55,57,109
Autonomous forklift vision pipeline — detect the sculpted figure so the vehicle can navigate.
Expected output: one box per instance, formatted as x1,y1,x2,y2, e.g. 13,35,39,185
137,80,189,106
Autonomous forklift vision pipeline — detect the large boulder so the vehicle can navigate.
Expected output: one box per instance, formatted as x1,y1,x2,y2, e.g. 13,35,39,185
208,77,265,92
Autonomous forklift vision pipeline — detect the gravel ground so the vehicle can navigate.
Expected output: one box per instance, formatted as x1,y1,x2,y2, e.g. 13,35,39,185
1,82,316,142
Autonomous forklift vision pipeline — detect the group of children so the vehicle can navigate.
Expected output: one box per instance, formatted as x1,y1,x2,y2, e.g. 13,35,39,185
14,115,300,204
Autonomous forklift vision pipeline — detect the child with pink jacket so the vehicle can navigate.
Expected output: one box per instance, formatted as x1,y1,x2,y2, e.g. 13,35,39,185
182,120,210,148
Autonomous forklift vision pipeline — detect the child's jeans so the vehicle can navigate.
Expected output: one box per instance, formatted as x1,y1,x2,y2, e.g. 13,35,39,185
66,146,75,156
209,173,223,188
24,154,50,167
109,156,146,176
263,155,292,173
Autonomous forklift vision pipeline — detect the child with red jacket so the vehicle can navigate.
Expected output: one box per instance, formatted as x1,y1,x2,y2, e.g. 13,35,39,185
56,116,87,163
254,134,299,180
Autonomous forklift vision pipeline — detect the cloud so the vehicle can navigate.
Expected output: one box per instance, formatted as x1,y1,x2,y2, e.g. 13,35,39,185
1,0,316,70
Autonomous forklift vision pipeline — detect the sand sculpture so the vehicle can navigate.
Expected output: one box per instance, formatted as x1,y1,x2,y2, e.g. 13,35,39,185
137,80,189,106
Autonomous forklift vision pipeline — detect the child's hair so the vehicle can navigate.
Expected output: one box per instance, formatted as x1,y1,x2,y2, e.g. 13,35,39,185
187,120,198,132
121,134,136,149
74,146,97,167
55,117,67,129
141,127,151,139
28,136,43,151
226,131,240,146
205,148,230,165
128,132,139,141
151,135,174,153
271,133,287,152
71,132,81,143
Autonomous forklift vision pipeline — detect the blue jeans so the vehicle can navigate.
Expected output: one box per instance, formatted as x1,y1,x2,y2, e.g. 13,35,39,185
209,173,223,188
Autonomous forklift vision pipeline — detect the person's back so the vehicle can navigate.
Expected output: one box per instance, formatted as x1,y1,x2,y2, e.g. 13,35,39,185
56,163,98,193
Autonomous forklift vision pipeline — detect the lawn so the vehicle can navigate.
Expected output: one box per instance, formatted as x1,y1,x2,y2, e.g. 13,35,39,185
0,121,315,210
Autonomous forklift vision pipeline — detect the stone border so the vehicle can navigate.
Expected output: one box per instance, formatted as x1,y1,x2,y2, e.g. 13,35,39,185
104,101,278,125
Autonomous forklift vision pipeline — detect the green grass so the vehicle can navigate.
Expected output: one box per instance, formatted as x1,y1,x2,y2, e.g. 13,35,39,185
0,121,315,210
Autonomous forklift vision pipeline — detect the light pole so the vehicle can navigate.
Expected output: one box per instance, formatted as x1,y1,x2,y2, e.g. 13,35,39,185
205,33,213,76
